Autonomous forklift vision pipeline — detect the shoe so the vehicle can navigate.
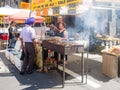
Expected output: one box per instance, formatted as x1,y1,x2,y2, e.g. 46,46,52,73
26,71,33,74
58,61,67,65
19,71,25,75
36,68,43,73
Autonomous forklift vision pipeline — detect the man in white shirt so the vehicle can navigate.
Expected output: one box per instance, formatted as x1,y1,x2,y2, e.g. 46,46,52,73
20,17,36,75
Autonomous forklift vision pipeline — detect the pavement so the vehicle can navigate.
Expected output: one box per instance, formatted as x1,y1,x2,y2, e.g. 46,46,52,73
0,50,120,90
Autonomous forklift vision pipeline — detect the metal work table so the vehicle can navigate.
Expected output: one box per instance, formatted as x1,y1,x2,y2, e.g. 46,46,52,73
42,39,88,88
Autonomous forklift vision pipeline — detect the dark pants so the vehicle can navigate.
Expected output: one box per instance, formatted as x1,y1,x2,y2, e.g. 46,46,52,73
21,42,35,73
8,37,17,48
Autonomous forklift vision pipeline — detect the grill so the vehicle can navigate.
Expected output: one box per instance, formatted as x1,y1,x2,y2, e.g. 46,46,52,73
42,40,84,55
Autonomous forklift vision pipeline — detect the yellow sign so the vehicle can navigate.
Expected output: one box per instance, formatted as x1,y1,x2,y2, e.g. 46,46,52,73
67,0,82,4
58,0,66,6
20,2,30,9
36,9,41,16
32,0,64,10
32,0,45,4
32,0,82,10
41,8,48,16
44,16,51,23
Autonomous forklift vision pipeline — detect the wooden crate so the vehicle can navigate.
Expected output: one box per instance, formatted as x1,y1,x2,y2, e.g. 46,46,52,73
102,53,118,78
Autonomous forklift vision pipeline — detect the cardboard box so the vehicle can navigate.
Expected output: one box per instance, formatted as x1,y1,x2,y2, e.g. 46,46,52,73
102,53,118,78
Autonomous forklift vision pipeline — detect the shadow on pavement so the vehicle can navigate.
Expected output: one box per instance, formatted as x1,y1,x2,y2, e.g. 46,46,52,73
0,51,75,90
66,54,111,82
0,51,113,90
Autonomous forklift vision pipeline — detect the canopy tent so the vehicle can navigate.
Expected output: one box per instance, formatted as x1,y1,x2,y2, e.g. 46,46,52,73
0,5,31,24
0,6,22,16
4,11,44,23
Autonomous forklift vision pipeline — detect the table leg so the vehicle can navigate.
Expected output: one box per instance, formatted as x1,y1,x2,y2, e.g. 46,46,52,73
62,54,65,88
81,52,84,83
86,51,89,84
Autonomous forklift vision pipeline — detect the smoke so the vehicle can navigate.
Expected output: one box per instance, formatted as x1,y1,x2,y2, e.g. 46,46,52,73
65,8,107,51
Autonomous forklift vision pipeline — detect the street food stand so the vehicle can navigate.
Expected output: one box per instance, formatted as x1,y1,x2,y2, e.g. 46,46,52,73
101,45,120,78
3,0,89,88
96,34,120,78
42,37,87,87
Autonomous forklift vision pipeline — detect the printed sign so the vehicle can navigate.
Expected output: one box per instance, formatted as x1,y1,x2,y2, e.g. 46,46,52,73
32,0,45,4
52,7,60,16
58,0,66,6
67,3,77,15
44,16,51,23
20,2,30,9
60,6,68,15
68,9,76,15
68,3,77,9
36,9,41,16
67,0,82,4
41,8,49,16
32,0,82,10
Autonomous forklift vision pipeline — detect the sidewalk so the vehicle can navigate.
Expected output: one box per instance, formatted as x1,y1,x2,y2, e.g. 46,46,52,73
0,50,120,90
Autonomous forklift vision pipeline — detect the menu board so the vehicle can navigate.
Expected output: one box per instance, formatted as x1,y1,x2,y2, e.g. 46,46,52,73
68,3,76,15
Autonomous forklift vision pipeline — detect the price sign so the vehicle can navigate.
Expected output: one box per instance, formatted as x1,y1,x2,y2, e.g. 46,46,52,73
52,7,60,16
68,9,76,15
41,8,48,16
20,2,30,9
58,0,66,6
44,16,51,23
68,3,76,9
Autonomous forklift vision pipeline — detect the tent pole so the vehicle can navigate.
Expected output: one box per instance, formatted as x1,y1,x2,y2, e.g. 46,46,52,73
29,0,32,18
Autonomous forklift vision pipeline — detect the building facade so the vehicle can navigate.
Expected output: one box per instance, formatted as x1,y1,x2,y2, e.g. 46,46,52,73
0,0,21,8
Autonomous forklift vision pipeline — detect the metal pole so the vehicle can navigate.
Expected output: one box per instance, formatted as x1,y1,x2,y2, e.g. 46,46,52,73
29,0,32,17
85,45,89,84
81,52,84,83
62,54,65,88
